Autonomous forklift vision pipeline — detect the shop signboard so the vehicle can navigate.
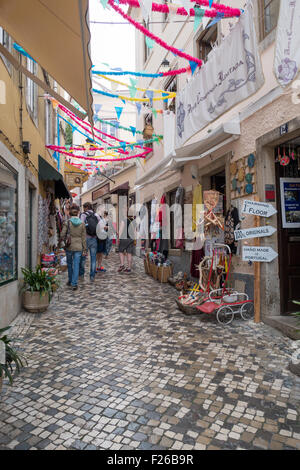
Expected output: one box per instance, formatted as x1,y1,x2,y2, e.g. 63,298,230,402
241,200,277,218
280,178,300,228
242,246,278,263
234,225,277,241
175,3,264,147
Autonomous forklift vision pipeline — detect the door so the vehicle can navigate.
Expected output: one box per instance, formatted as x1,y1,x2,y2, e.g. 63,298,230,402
275,146,300,315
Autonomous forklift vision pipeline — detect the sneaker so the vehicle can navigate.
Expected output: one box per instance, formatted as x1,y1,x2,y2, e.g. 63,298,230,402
72,285,78,291
118,265,125,273
123,268,131,273
99,266,106,272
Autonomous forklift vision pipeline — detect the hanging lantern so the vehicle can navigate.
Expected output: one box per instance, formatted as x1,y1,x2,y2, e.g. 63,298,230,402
143,124,154,140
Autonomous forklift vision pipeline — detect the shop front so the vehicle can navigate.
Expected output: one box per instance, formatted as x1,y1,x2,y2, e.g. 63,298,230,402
256,116,300,337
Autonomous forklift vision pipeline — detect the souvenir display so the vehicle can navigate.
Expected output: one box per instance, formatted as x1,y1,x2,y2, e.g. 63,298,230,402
231,153,257,199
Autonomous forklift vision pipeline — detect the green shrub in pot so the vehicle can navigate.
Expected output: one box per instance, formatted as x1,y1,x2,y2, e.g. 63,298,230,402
21,266,59,312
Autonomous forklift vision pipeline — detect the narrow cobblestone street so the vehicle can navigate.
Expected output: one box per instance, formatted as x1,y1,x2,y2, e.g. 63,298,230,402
0,254,299,451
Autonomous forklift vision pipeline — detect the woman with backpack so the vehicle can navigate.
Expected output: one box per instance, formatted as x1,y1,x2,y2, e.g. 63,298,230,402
79,202,101,282
60,204,87,290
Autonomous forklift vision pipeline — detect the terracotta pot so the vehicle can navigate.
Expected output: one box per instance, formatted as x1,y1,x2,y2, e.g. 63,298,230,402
23,291,50,313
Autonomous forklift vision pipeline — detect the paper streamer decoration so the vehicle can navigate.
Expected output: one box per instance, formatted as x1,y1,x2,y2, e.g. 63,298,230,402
136,103,142,115
100,0,109,8
194,7,205,31
108,0,203,66
145,36,155,49
113,0,241,18
94,104,102,114
179,0,191,15
13,43,36,62
208,11,225,27
93,87,175,103
97,73,176,96
92,67,191,78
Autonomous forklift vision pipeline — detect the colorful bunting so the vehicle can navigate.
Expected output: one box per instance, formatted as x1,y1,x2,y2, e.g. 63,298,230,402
208,11,225,27
100,0,109,8
194,7,205,32
115,106,124,120
94,104,102,114
136,103,142,115
189,60,199,75
145,36,155,49
130,126,136,136
145,90,154,107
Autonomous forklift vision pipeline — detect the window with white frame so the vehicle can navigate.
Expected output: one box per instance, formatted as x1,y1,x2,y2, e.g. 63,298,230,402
26,58,38,124
45,99,53,146
101,119,118,139
0,27,12,74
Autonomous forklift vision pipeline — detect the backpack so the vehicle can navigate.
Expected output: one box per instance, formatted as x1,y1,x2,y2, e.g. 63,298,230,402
224,210,235,245
84,211,98,236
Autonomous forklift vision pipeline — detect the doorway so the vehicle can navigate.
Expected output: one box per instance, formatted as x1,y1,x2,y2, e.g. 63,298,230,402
275,137,300,314
27,185,34,269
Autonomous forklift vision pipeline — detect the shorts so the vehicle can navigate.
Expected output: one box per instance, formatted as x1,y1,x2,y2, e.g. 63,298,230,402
119,239,134,254
97,239,107,253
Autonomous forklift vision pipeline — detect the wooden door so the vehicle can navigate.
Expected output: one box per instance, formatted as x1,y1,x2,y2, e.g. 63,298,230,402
275,153,300,314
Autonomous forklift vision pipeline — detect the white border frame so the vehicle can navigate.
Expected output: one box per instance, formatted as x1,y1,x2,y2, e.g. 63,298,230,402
280,177,300,228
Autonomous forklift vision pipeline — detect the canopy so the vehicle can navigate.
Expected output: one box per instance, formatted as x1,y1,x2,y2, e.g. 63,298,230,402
0,0,93,124
39,155,70,199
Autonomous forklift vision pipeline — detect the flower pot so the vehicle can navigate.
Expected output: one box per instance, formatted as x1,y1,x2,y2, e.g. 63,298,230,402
23,291,50,313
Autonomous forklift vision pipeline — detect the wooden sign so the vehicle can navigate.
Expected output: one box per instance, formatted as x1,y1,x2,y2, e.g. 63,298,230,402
234,225,277,241
242,246,278,262
241,200,277,218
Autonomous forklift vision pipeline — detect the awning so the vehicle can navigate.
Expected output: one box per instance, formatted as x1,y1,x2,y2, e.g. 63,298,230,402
134,118,241,190
0,0,93,124
39,155,70,199
110,182,129,194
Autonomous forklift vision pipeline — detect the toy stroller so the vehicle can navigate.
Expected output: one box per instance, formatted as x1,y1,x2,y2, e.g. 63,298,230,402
196,243,254,324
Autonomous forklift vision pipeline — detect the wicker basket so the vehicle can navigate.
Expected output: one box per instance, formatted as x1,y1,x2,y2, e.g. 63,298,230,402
157,265,172,283
144,258,150,275
175,298,200,315
150,263,158,280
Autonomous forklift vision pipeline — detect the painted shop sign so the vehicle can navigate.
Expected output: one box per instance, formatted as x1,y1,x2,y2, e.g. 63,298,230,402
234,225,277,241
241,200,277,218
274,0,300,87
242,246,278,263
175,3,264,147
280,177,300,228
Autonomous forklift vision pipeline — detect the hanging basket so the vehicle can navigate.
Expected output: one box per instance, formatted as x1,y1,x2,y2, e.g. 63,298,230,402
143,124,154,140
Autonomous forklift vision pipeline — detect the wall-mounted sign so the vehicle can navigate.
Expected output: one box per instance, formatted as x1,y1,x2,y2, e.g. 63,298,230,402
92,183,110,201
280,178,300,228
242,246,278,263
234,225,277,241
241,200,277,218
279,123,289,135
265,184,275,202
65,173,83,188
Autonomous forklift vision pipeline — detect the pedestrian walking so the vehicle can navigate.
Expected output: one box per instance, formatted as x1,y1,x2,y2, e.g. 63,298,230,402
118,209,136,273
96,212,107,272
60,204,87,291
79,202,101,282
103,211,115,258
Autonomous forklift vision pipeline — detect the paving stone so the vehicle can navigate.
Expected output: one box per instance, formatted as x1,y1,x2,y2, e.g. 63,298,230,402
0,254,299,451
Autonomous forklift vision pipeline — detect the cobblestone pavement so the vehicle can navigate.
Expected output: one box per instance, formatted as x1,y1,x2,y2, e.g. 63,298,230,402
0,254,299,450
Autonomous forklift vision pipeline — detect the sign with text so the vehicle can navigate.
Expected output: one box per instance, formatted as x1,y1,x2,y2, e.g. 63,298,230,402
280,178,300,228
242,246,278,263
241,200,277,218
175,3,264,147
234,225,277,241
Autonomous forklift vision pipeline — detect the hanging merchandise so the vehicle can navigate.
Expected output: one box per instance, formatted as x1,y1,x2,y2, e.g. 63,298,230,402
224,206,240,254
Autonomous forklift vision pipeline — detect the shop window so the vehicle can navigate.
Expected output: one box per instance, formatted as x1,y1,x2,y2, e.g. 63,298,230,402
196,23,218,62
168,188,184,249
26,58,38,125
259,0,280,40
0,27,12,74
163,75,177,112
0,157,18,285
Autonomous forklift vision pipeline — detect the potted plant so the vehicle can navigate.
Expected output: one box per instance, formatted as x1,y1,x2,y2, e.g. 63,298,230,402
21,265,58,313
0,327,27,394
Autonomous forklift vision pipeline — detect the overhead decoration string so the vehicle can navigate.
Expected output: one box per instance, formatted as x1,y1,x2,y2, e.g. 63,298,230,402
92,87,176,103
92,67,192,78
108,0,203,67
96,74,176,96
114,0,241,17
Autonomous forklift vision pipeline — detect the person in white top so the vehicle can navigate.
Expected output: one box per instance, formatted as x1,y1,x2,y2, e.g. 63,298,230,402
96,212,108,272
